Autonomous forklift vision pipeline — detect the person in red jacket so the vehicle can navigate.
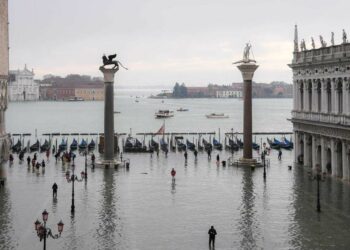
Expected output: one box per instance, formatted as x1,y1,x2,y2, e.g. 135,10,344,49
171,168,176,183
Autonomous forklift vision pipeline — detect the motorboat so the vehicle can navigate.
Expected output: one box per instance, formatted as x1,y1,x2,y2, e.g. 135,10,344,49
177,108,189,112
206,113,229,118
155,110,174,119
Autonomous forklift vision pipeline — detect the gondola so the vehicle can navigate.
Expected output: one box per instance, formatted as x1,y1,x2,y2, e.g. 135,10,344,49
213,138,223,150
149,138,159,151
59,139,68,151
252,142,260,150
274,138,293,150
236,139,244,148
79,139,87,150
88,139,96,150
30,140,40,152
186,139,196,151
124,137,148,152
176,139,186,151
40,139,50,152
170,137,176,151
70,139,78,150
202,138,213,151
267,138,280,149
283,137,294,149
160,138,168,152
11,139,21,153
226,138,239,151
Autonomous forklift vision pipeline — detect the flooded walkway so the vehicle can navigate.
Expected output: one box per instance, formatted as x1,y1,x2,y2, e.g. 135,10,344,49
1,148,350,250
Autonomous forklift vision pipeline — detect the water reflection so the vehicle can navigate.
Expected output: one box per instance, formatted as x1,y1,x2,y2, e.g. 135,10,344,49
237,168,259,249
0,184,15,249
95,169,123,249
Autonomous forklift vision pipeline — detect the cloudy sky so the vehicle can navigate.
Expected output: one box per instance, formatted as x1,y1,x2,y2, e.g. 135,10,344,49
8,0,350,86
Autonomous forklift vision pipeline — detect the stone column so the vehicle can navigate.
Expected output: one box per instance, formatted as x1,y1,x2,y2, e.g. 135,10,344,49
294,131,299,163
303,133,309,167
293,81,297,110
236,63,258,160
330,139,337,177
99,67,118,163
303,81,308,111
343,78,349,115
321,137,327,173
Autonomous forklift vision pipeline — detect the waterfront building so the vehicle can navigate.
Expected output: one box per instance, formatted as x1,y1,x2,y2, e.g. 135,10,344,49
0,0,10,162
290,26,350,180
8,65,39,101
216,89,242,98
75,85,104,100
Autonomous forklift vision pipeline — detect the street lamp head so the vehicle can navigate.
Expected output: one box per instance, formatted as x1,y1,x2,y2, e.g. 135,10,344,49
57,220,64,234
34,219,41,231
42,210,48,222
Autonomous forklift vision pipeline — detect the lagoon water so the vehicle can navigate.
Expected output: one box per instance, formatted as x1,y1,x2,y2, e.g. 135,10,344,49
2,93,350,250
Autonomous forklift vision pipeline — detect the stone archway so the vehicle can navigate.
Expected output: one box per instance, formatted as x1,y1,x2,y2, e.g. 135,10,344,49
336,141,343,178
326,147,332,174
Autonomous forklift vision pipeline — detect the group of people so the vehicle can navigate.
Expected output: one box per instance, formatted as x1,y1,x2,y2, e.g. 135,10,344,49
25,153,46,169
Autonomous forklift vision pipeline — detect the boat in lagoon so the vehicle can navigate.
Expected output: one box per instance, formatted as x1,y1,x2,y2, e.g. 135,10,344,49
40,139,50,152
176,138,186,151
30,140,40,152
160,138,168,152
177,108,189,112
206,113,229,118
70,139,78,150
11,139,21,153
124,137,147,152
213,138,223,150
155,110,174,119
267,138,281,149
149,138,159,151
59,139,68,151
186,139,196,151
202,138,213,151
68,97,84,101
78,139,88,150
226,138,239,151
88,139,96,150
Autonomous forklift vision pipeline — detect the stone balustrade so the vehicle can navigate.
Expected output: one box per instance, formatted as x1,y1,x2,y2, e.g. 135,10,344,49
292,110,350,126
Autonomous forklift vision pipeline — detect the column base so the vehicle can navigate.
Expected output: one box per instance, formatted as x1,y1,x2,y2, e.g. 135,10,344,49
95,159,122,168
230,157,263,167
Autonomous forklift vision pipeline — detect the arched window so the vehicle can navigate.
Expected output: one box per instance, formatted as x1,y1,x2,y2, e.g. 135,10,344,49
336,79,343,114
317,80,321,112
300,81,304,110
327,80,332,113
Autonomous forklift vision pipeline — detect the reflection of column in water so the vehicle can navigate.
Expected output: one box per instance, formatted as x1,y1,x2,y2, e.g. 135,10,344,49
0,163,6,184
238,168,260,249
96,170,125,249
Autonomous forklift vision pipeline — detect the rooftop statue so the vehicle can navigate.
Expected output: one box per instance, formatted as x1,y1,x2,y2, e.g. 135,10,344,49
300,39,306,51
311,37,315,49
101,54,128,70
319,35,327,47
233,43,256,64
331,32,335,46
343,29,348,44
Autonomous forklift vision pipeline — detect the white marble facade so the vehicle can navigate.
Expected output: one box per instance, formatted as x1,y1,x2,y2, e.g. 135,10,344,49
0,0,10,162
8,65,39,101
290,26,350,180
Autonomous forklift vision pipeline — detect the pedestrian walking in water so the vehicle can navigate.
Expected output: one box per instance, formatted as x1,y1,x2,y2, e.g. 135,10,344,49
52,182,58,198
171,168,176,183
33,153,37,161
194,149,198,160
9,154,13,164
46,149,50,160
184,151,188,160
208,225,217,248
52,145,55,154
278,149,282,160
27,156,31,166
41,160,45,168
216,154,220,162
207,148,212,160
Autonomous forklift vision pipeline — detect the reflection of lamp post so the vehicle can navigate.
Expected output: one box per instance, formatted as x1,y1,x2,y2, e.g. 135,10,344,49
309,164,325,212
34,209,64,250
231,128,234,159
65,166,84,213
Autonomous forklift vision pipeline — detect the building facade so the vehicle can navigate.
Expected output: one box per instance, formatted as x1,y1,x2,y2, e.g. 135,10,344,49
216,89,242,98
75,86,104,100
290,26,350,180
0,0,10,162
8,65,39,101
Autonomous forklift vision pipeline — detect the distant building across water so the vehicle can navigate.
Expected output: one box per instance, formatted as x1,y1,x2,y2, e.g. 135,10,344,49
8,65,39,101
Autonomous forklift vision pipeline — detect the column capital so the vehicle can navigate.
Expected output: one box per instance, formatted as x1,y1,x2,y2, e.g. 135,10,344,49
236,63,259,81
99,67,119,83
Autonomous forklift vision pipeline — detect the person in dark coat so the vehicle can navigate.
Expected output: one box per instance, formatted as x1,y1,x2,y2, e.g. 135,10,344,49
52,183,58,198
208,225,217,248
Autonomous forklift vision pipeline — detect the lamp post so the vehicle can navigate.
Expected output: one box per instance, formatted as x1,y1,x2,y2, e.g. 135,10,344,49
34,209,64,250
65,166,84,213
84,150,88,180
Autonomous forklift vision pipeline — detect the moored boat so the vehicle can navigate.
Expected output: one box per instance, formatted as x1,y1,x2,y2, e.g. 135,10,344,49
202,138,213,151
40,139,50,152
70,139,78,150
30,140,40,152
186,139,196,151
59,139,67,151
79,139,87,150
206,113,229,118
213,138,223,150
177,108,189,112
11,139,22,153
88,139,96,150
160,138,168,152
155,110,174,119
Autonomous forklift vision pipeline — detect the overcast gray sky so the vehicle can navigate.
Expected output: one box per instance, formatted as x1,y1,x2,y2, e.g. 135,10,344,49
8,0,350,86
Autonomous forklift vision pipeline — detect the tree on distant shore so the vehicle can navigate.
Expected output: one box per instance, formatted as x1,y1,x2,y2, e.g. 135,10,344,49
172,82,187,98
